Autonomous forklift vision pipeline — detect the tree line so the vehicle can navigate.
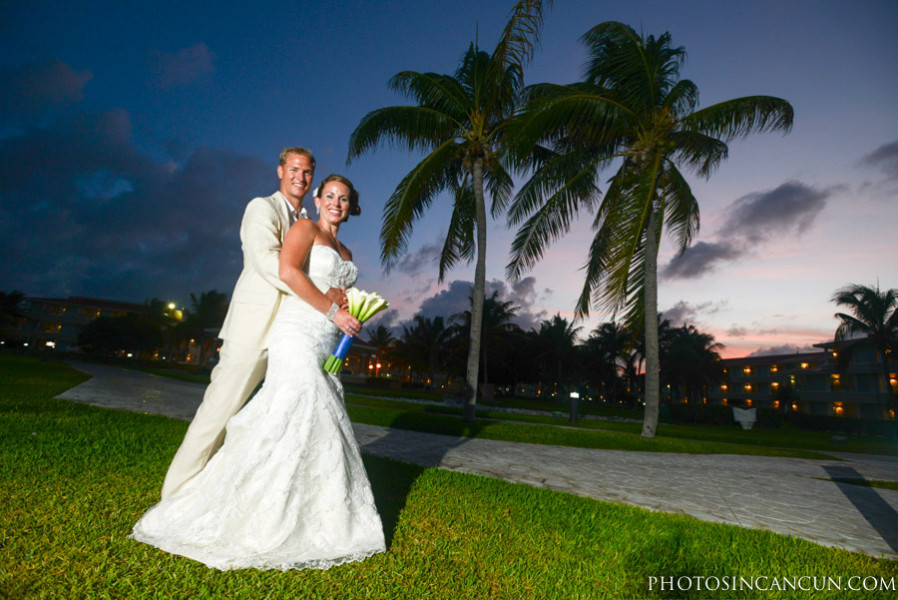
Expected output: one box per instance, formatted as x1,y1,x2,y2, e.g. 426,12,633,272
363,291,726,409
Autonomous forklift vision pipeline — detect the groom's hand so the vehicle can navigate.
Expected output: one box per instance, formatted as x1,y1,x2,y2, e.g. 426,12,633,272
325,287,348,310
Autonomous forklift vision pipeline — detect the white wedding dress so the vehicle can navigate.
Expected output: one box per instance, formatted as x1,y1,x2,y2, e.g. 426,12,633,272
131,245,385,570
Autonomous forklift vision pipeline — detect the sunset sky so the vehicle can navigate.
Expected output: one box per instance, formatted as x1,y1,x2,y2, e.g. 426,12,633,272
1,0,896,358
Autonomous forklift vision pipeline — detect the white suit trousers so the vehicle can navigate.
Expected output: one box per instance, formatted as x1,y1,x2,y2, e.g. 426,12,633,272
160,340,268,499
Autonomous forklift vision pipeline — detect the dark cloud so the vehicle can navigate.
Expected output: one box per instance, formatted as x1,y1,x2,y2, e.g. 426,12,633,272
860,139,898,181
149,43,216,89
663,180,833,280
748,344,819,357
662,241,742,280
417,280,474,320
660,300,724,327
164,137,193,162
504,276,550,330
0,59,92,126
411,277,549,331
0,107,274,302
369,308,399,329
726,326,748,337
721,181,830,243
396,242,440,275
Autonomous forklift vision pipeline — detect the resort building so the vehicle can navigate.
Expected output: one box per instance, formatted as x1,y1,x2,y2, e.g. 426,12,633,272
706,340,896,420
14,296,145,353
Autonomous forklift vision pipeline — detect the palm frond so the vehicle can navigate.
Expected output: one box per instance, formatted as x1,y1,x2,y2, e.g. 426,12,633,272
658,163,699,252
347,105,459,163
663,79,698,116
667,130,728,177
484,159,514,217
507,146,601,226
380,140,463,270
492,0,553,73
683,96,794,141
439,179,477,280
505,84,634,164
389,71,471,120
505,149,602,280
581,22,685,110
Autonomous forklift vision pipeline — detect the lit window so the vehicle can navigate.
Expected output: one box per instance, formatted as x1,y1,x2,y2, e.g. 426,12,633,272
720,384,728,391
745,399,753,407
833,402,844,417
770,365,778,373
800,362,809,369
772,400,780,410
744,383,752,392
743,366,752,375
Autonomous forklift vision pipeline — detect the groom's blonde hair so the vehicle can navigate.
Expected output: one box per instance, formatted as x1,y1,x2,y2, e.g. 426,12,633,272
279,147,316,168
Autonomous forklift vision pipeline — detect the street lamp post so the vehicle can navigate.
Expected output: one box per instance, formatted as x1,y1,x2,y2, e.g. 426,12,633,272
569,391,580,423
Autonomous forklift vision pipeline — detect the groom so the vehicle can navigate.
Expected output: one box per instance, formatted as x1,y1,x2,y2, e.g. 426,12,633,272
161,147,345,499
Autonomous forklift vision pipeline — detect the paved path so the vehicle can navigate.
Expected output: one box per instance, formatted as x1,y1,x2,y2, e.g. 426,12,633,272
57,362,898,560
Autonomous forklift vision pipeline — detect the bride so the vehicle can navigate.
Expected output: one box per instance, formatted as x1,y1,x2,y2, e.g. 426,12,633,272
131,175,385,571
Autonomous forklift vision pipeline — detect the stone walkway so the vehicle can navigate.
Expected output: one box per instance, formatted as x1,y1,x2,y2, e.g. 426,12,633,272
57,362,898,560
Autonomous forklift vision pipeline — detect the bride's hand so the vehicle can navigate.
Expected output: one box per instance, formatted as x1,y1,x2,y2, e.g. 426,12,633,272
325,286,348,310
333,309,361,337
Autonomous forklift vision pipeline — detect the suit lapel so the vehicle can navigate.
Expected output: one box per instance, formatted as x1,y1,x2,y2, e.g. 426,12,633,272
271,191,291,242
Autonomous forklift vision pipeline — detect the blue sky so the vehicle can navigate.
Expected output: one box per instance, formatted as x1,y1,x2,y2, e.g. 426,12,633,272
1,0,896,357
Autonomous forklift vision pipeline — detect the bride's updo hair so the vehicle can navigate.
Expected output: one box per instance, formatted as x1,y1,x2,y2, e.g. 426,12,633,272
315,174,361,220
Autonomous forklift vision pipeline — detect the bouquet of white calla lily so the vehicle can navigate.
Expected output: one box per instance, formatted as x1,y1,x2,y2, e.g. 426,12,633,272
322,288,390,374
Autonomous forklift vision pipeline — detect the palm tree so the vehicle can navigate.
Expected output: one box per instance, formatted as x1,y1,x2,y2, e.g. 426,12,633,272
449,290,523,386
505,22,793,436
832,282,898,413
394,315,450,388
144,297,183,361
582,321,634,404
533,314,581,397
179,290,228,368
363,324,395,377
661,323,725,404
347,0,552,422
0,290,25,329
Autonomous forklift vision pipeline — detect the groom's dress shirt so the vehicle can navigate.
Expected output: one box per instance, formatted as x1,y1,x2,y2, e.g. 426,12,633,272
285,199,307,226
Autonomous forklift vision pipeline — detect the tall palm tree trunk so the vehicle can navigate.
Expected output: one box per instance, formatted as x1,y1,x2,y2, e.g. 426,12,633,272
641,206,661,438
464,158,488,423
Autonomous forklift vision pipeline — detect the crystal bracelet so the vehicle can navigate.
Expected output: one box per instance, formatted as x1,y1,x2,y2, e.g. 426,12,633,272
326,302,339,321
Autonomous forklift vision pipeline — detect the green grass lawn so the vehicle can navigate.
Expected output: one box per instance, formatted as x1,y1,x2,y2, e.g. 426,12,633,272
1,354,897,599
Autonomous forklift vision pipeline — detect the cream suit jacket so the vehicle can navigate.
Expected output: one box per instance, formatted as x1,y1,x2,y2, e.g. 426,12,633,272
218,191,300,349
